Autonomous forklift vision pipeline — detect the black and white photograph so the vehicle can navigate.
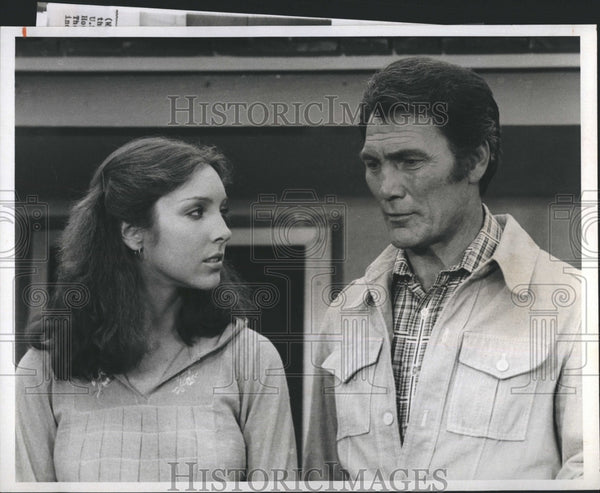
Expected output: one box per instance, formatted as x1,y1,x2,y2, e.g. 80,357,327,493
0,16,598,492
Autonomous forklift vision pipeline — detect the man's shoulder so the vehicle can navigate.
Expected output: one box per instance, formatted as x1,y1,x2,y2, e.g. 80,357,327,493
494,213,581,285
506,215,582,285
494,214,583,321
529,251,583,313
532,250,582,281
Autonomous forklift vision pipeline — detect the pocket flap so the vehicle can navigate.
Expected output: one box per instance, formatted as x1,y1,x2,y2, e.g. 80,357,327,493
458,331,545,379
320,337,383,383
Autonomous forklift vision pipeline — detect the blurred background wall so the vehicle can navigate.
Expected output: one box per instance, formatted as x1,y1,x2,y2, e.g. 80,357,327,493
14,36,581,282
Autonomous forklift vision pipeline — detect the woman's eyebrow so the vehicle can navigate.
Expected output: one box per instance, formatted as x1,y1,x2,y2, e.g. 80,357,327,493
179,196,212,204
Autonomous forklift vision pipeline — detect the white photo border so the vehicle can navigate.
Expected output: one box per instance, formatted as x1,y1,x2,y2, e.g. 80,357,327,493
0,23,597,492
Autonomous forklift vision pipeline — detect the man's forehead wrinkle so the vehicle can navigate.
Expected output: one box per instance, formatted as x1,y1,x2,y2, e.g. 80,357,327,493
364,127,426,150
364,132,422,144
365,121,428,136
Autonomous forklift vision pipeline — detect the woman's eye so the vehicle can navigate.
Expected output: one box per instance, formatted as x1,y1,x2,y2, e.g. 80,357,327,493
188,207,204,218
220,211,231,226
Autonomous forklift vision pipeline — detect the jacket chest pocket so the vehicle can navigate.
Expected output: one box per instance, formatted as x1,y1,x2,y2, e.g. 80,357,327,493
447,332,544,441
320,337,384,440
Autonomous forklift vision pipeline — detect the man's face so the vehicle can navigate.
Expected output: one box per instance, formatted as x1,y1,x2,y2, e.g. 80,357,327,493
360,119,475,252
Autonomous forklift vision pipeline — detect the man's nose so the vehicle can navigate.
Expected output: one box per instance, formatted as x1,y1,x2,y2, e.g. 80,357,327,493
379,163,408,200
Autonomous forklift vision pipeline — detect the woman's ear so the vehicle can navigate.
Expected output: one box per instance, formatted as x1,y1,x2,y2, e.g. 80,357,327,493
121,222,144,252
467,141,490,185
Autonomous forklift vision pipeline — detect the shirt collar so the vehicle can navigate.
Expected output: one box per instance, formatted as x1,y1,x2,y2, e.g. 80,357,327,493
392,249,412,278
483,213,541,293
456,203,502,273
344,211,541,310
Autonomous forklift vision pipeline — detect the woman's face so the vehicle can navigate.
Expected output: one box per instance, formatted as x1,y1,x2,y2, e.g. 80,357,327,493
139,164,231,292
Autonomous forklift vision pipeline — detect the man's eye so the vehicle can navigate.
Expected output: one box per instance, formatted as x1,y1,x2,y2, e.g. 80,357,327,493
404,158,423,168
364,161,380,171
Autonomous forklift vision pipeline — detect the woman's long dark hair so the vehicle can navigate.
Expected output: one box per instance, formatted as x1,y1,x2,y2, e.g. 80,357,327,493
32,137,249,380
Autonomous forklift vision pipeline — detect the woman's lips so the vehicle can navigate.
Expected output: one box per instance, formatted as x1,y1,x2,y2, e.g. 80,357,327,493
203,253,224,263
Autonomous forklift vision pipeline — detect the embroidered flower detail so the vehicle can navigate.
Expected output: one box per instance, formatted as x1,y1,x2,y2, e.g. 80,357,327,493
172,369,199,395
90,371,112,398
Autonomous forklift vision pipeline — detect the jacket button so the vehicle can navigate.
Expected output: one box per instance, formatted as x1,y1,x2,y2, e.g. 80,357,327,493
496,357,509,372
383,411,394,425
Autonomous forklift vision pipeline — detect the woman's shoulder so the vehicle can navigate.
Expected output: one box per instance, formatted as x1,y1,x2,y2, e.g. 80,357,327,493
15,347,56,395
229,320,284,369
17,347,51,375
226,321,288,396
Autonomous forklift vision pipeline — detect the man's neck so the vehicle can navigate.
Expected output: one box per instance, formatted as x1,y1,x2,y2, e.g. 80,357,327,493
405,204,485,291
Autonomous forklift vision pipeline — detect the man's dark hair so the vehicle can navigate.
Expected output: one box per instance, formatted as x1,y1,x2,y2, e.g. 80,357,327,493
359,57,501,195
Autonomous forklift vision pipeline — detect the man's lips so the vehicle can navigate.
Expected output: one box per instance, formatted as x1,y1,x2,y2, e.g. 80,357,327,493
384,212,414,224
385,212,414,218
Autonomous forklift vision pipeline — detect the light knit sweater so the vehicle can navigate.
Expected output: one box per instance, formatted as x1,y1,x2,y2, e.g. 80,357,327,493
16,323,297,482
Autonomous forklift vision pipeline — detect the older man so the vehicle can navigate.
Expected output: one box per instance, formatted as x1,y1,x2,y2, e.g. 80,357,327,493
303,57,582,481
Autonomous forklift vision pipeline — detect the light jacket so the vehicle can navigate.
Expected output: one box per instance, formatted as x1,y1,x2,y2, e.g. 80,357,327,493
303,214,583,480
17,322,297,482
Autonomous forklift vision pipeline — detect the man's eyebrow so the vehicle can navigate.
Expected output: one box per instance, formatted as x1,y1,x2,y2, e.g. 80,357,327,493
384,149,430,160
359,148,430,161
359,148,377,161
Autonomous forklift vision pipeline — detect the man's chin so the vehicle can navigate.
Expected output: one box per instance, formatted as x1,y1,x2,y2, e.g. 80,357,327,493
390,236,421,250
386,224,416,247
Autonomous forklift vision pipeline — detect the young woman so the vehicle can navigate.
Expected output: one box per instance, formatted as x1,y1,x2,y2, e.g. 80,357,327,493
16,137,297,482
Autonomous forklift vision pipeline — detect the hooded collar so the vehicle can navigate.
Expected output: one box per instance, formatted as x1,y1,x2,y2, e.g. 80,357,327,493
161,318,245,385
114,318,245,395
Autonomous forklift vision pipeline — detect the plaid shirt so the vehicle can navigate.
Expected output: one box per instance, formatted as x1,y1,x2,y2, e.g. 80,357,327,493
391,205,502,444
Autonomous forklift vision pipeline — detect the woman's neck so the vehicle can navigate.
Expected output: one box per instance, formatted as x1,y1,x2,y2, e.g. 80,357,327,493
142,283,182,342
